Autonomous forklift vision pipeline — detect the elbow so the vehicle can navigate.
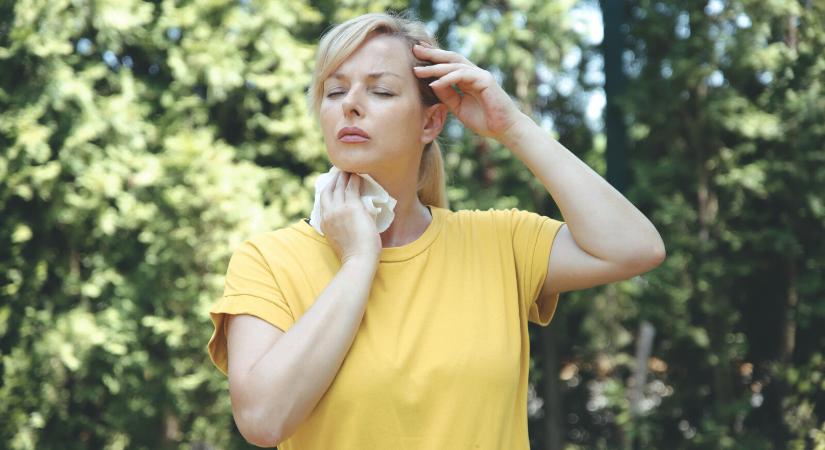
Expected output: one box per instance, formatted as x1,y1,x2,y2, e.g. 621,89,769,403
245,435,282,449
249,434,282,449
230,374,290,447
233,406,285,448
651,233,667,265
620,236,666,274
639,236,666,272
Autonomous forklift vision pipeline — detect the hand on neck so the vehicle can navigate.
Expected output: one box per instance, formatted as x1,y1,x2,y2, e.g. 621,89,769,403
343,165,432,248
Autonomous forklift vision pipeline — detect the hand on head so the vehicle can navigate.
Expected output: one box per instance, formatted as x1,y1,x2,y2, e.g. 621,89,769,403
412,44,524,141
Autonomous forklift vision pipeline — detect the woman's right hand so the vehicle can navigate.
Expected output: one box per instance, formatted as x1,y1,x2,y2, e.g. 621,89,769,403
319,171,382,265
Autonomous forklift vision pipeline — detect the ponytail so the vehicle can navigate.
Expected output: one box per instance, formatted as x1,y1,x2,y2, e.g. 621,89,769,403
416,139,449,209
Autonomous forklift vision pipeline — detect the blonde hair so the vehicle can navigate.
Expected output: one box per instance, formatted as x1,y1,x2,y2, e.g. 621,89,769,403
307,11,449,209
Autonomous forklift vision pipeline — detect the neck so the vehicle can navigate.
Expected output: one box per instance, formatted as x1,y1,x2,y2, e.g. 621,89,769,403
369,172,432,248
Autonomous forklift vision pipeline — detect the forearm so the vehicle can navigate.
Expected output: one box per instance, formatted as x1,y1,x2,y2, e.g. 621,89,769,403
241,257,378,443
500,112,665,264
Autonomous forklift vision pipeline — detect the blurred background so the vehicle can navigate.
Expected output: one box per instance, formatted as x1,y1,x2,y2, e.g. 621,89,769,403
1,0,823,448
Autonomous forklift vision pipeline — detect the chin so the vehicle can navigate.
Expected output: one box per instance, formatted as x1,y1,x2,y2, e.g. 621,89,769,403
329,153,374,174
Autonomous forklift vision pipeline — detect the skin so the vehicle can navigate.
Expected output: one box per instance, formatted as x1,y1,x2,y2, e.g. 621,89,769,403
318,33,667,293
319,34,447,249
411,42,666,298
224,35,447,446
225,31,666,447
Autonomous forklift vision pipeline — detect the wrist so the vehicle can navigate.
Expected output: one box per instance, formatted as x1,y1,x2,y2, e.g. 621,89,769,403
342,253,380,269
497,112,535,150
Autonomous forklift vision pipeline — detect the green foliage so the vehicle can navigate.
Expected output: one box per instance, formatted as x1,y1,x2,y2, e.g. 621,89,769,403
2,0,824,448
0,0,323,448
434,0,594,217
557,0,825,448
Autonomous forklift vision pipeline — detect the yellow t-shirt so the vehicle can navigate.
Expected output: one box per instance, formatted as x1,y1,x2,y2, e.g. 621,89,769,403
207,205,565,449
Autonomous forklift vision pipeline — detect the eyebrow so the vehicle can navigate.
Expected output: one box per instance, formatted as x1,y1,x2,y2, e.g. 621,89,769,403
328,71,402,81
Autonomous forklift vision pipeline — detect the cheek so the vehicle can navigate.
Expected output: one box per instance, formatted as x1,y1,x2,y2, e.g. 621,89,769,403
318,107,336,136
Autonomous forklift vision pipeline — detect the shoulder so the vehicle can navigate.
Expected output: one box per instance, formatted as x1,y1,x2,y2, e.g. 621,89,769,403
244,219,318,247
448,207,564,243
445,206,506,220
439,207,493,228
437,207,528,241
243,227,293,248
230,220,323,263
447,207,537,226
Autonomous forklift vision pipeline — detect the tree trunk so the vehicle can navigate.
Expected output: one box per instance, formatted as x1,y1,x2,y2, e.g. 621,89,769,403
600,0,627,193
780,260,798,364
540,325,564,450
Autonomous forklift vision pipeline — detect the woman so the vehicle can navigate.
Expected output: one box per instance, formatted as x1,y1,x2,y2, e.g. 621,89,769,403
207,11,665,449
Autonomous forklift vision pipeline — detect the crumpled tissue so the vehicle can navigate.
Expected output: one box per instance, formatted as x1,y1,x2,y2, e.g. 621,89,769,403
309,166,397,236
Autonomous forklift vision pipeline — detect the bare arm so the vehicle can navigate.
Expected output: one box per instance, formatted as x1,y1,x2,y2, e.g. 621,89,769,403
225,172,381,447
411,45,665,295
500,113,666,295
500,112,665,267
226,256,378,447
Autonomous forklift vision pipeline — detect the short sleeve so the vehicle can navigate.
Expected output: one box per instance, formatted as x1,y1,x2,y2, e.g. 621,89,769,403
506,208,565,326
207,239,295,376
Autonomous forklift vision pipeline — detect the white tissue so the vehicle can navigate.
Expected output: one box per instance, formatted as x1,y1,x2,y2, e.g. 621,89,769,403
309,166,397,236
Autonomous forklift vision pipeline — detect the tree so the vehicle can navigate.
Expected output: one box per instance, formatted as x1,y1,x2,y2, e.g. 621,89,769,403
0,0,324,447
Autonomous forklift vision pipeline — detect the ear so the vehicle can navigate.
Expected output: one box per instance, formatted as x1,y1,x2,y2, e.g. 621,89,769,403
420,103,447,144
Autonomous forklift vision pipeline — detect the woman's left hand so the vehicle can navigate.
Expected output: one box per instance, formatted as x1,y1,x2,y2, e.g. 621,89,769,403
412,43,525,141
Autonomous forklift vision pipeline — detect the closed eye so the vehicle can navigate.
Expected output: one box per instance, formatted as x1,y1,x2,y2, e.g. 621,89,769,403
325,91,395,98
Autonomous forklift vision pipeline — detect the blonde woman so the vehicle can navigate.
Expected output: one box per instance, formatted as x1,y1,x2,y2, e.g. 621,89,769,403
207,11,665,449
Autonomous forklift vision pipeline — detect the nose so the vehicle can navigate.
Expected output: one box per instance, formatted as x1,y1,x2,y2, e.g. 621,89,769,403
341,88,363,118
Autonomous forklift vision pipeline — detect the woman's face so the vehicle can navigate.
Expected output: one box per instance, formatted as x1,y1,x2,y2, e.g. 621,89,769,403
319,34,441,175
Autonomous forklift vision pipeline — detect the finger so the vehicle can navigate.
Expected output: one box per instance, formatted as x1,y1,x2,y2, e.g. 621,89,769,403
334,171,348,204
345,173,362,202
430,80,462,111
413,44,473,65
429,68,491,93
413,44,475,66
413,63,471,79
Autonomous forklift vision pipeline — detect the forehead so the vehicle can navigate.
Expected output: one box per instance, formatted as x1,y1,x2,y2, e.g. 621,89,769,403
327,35,412,81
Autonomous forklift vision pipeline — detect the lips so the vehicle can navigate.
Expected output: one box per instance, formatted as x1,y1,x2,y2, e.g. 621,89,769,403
337,126,370,140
